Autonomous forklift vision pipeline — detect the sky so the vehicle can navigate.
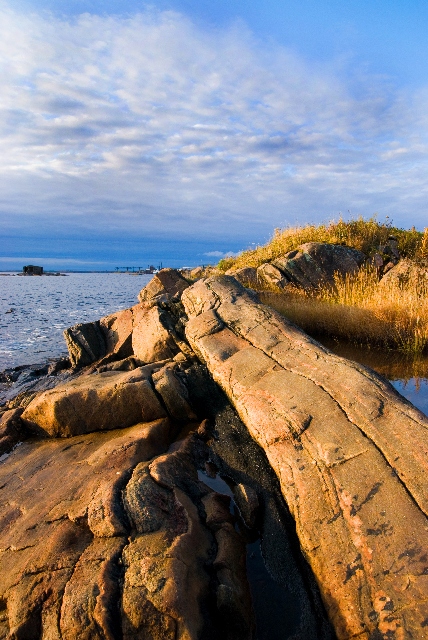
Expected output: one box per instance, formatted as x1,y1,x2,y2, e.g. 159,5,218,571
1,0,428,270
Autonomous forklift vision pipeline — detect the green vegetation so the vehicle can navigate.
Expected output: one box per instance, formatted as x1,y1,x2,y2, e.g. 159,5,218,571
219,218,428,355
218,217,428,272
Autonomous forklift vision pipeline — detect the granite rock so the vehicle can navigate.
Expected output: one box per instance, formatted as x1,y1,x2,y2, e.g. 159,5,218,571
182,275,428,640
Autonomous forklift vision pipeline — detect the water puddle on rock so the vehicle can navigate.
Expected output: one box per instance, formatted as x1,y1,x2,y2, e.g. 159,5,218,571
198,470,302,640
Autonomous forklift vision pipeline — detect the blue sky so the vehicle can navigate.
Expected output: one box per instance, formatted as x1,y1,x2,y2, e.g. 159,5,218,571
1,0,428,269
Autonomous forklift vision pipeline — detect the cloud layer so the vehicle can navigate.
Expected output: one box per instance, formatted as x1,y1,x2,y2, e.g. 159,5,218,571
1,4,427,264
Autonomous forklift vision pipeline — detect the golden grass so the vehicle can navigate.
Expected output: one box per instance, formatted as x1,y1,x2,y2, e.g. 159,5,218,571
219,217,428,272
259,264,428,355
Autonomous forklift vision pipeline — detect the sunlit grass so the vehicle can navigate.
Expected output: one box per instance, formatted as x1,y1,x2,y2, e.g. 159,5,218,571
259,264,428,355
219,217,428,272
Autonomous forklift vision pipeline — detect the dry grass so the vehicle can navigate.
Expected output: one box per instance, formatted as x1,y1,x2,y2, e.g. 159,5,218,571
259,264,428,355
219,217,428,272
219,217,428,355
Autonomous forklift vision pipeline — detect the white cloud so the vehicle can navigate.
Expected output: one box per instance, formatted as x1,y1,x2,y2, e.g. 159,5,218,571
204,250,241,258
0,3,428,246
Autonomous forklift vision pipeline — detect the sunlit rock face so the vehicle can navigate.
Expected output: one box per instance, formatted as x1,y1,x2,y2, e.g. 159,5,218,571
0,419,254,640
183,275,428,640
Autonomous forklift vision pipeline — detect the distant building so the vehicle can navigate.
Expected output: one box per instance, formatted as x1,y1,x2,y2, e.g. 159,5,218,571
23,265,43,275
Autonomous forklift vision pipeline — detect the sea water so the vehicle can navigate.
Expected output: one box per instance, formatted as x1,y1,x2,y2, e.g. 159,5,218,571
0,272,151,370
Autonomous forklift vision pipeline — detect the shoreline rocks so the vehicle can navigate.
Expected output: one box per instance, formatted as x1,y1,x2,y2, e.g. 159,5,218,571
2,262,428,639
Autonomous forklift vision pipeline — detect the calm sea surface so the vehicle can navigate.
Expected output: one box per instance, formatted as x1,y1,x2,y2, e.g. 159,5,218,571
1,272,427,416
0,273,151,370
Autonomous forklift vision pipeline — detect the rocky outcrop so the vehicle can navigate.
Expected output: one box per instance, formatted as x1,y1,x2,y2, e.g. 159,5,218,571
0,408,27,455
21,364,169,437
4,268,428,639
256,262,290,290
138,268,190,305
0,418,253,639
132,305,182,363
63,321,106,368
225,267,258,289
182,275,428,640
64,269,191,369
270,242,366,291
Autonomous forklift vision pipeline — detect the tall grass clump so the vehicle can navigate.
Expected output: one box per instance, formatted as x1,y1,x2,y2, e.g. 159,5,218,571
219,217,427,272
260,263,428,355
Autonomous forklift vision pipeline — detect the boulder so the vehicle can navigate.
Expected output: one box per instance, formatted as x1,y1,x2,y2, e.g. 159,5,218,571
232,483,259,529
152,362,197,422
379,258,428,290
0,408,27,456
182,275,428,640
256,263,290,290
189,266,204,279
99,306,135,359
21,364,168,437
225,267,258,289
132,305,182,363
138,268,190,304
61,270,193,372
272,242,366,290
64,303,145,369
0,419,253,639
63,321,106,367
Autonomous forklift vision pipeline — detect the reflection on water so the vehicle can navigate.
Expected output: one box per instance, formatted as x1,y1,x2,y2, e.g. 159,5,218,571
319,337,428,416
198,470,301,640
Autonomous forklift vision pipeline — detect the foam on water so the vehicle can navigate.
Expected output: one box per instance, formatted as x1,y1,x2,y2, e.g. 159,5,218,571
0,273,151,369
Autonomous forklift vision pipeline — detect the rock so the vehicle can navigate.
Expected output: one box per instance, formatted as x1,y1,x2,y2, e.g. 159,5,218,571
232,483,259,529
138,268,190,304
63,321,106,367
21,365,169,437
47,356,71,375
272,242,366,290
132,305,182,363
64,295,191,370
64,303,145,369
152,362,197,422
0,419,172,640
95,355,144,373
190,266,204,279
99,306,135,359
0,418,254,639
225,267,258,289
0,362,76,410
0,408,27,456
372,252,384,271
257,262,290,290
379,258,428,290
182,275,428,640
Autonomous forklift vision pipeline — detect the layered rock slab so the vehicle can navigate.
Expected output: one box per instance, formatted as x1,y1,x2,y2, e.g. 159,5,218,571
0,419,174,640
0,418,253,640
182,276,428,640
21,364,168,437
